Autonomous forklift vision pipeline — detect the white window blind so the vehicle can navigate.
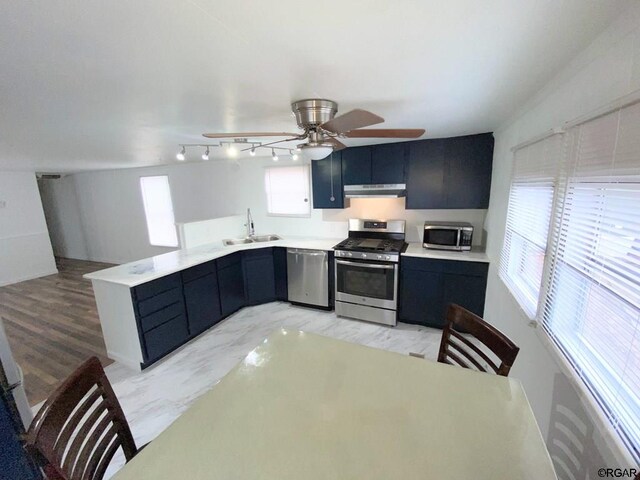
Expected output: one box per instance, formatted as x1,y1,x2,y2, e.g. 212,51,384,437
541,102,640,462
139,176,178,247
264,165,310,216
499,134,563,318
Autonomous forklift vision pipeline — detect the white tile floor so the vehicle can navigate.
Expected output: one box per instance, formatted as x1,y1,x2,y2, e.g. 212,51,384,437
103,302,444,477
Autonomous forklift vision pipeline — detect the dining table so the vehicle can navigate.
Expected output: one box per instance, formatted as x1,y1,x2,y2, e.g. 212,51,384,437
112,329,557,479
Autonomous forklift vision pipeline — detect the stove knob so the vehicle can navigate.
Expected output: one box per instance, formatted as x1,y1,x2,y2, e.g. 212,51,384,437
347,252,352,257
361,253,367,259
385,255,391,260
377,255,383,260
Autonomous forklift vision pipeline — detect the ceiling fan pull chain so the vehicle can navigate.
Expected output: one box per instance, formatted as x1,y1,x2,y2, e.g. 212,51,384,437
330,152,335,202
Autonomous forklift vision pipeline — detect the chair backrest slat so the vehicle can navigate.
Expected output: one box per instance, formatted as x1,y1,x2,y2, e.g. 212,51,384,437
447,338,488,372
438,304,520,377
26,356,138,480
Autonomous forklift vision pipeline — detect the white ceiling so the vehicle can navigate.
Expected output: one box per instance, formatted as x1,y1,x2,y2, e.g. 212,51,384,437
0,1,632,172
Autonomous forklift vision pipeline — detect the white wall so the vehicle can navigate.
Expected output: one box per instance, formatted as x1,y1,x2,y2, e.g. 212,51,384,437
0,172,57,286
484,3,640,470
64,162,238,264
38,176,89,260
44,157,487,264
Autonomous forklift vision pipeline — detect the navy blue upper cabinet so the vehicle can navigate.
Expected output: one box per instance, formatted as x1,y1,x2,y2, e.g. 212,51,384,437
406,133,493,209
341,146,372,185
311,152,344,209
444,133,493,209
371,143,406,184
217,253,246,317
406,139,447,209
243,249,276,305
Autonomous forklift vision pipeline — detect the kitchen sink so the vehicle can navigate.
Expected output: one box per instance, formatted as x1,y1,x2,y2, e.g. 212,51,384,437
222,234,282,246
252,234,282,242
222,238,254,246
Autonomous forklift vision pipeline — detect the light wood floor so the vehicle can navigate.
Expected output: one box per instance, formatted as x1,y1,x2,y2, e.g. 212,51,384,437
0,257,115,406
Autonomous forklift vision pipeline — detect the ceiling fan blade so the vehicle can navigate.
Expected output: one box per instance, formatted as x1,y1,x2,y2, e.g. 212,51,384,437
326,137,347,151
202,131,301,139
343,128,425,138
321,109,384,134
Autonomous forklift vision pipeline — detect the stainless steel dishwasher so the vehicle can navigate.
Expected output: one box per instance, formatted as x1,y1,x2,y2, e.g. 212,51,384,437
287,249,329,308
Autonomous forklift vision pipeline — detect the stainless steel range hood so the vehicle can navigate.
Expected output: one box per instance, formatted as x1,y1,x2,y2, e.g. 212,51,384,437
344,184,406,198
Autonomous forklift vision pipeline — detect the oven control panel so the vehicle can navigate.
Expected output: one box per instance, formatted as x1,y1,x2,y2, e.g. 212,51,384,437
334,250,400,263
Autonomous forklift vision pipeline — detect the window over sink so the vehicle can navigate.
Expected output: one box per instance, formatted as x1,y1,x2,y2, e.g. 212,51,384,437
264,165,311,217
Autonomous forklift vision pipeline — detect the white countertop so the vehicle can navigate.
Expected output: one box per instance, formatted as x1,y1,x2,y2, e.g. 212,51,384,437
403,243,490,263
84,238,489,288
113,330,556,480
83,236,342,287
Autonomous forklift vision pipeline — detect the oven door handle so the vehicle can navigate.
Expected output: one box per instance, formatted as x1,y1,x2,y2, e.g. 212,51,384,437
335,259,395,270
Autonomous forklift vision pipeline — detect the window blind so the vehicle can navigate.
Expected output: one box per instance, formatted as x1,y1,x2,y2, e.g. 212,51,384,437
541,102,640,462
264,165,310,216
499,134,564,318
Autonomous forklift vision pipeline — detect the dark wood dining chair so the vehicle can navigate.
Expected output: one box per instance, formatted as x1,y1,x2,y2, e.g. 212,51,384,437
437,304,520,377
26,356,141,480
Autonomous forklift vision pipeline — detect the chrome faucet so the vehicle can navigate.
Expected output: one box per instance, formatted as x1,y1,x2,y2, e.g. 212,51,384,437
246,208,255,238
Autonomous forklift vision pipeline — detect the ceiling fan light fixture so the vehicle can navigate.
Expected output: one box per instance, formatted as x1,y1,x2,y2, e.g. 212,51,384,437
176,146,186,161
300,143,333,161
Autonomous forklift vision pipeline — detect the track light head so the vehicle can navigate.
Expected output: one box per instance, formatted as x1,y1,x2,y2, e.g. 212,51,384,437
249,147,256,157
227,144,238,157
272,149,278,162
291,150,299,161
176,146,186,161
202,147,210,161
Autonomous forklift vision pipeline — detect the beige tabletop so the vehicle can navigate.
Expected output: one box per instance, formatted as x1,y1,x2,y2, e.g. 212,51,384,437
113,330,557,480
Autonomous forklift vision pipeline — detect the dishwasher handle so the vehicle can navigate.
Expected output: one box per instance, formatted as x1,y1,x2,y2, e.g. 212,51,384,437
287,248,327,256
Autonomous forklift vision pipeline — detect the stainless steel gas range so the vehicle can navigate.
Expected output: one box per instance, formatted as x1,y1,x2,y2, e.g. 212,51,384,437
333,219,407,326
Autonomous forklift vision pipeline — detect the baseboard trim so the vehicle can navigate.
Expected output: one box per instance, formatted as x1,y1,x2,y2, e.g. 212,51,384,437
0,268,59,287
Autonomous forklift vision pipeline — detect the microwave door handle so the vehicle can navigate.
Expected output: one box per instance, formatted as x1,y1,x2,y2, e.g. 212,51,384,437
335,259,395,270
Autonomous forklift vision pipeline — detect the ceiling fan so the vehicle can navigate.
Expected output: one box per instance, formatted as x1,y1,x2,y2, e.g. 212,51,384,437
202,99,425,160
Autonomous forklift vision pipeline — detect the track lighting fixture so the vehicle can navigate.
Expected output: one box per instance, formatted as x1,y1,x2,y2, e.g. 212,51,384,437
176,146,186,161
202,147,210,161
272,149,278,162
291,150,299,161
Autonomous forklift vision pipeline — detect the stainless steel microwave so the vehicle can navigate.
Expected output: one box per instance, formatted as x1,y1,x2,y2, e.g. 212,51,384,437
423,221,473,251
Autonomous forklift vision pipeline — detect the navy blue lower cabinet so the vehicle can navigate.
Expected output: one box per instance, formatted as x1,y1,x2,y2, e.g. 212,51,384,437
217,253,247,316
273,247,288,301
311,152,344,209
183,272,222,336
131,274,190,365
243,249,276,305
399,267,444,327
399,257,488,328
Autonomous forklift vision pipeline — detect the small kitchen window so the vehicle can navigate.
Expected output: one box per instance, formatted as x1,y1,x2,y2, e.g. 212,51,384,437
139,175,178,247
264,165,311,217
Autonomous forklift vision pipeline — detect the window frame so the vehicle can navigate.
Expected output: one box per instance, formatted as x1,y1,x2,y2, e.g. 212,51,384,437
139,175,179,248
263,164,312,218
